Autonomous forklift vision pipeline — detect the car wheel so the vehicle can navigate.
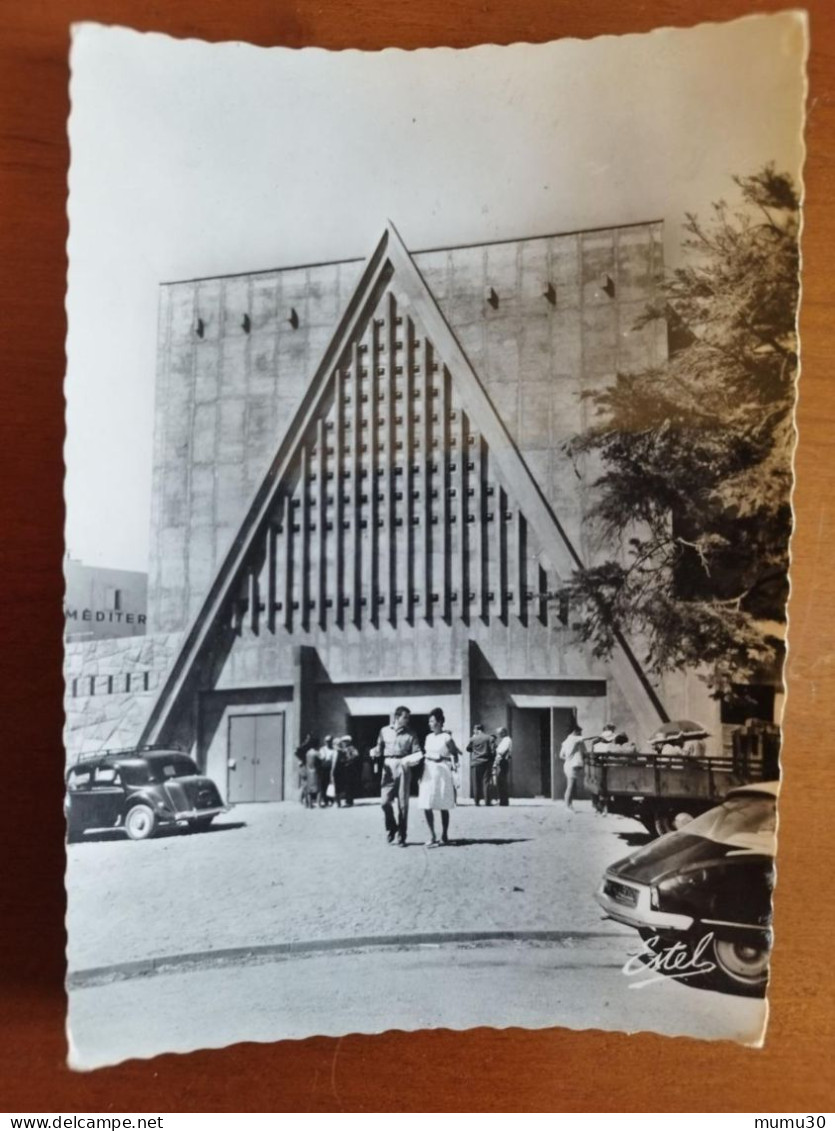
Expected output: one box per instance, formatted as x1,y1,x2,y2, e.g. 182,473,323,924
190,815,215,832
124,804,157,841
709,936,770,997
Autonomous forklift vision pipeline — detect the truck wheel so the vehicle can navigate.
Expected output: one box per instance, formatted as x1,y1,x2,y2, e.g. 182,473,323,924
124,804,157,841
654,808,697,837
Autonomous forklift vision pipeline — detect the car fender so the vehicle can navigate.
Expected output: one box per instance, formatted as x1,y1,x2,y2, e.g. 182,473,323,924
120,787,172,824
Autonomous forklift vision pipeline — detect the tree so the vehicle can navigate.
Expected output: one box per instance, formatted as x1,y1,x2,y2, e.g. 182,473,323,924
566,165,800,700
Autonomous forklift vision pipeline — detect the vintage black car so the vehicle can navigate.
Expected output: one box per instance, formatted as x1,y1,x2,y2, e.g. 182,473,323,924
65,746,229,841
595,782,777,996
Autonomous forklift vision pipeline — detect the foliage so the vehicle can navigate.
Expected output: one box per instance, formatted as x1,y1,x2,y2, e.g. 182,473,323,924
566,165,800,698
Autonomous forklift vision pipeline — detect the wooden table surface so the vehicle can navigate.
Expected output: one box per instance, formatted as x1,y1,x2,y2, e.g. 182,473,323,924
1,0,832,1113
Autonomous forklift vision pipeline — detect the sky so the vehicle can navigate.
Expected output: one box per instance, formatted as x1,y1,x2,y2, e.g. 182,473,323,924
65,13,807,572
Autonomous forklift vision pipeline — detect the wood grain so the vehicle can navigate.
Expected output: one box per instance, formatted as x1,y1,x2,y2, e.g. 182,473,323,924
0,0,832,1112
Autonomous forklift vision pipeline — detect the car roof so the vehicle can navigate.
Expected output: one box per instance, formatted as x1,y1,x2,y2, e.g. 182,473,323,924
70,747,189,768
725,780,780,799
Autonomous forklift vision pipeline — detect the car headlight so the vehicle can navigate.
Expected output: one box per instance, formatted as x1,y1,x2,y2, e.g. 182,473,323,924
651,868,711,909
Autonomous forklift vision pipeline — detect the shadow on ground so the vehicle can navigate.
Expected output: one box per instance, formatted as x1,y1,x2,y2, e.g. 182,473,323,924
440,837,532,847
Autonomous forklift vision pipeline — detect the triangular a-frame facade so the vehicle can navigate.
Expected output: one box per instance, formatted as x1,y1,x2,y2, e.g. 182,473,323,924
140,223,667,750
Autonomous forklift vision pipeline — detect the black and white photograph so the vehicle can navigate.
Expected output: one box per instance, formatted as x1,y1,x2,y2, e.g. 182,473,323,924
63,13,805,1068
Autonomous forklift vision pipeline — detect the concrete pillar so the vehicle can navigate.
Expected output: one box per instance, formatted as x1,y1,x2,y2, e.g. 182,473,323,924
292,645,319,749
459,638,476,799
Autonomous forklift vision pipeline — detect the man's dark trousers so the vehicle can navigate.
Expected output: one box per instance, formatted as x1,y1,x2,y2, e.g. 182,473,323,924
382,759,412,840
473,761,492,805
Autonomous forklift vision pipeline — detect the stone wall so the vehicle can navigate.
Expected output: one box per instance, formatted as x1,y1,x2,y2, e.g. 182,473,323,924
64,631,183,762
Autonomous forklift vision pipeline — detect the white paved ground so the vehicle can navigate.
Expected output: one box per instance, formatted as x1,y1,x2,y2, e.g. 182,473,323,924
65,798,768,1067
67,798,639,971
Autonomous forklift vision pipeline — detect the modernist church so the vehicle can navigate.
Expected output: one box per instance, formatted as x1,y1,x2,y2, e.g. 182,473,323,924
137,220,708,803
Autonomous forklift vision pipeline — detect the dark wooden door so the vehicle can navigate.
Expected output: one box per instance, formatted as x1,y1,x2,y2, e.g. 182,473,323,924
509,707,550,797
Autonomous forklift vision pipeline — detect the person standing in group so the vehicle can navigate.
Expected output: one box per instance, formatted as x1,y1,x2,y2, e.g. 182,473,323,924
303,740,321,809
293,734,318,808
492,726,513,807
373,706,423,846
318,736,335,807
467,723,495,806
332,735,359,807
560,724,586,812
590,724,616,815
418,709,460,847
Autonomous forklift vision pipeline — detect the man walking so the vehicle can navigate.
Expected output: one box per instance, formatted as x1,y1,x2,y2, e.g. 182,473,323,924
560,724,586,811
467,723,495,806
374,706,422,846
318,735,336,806
492,726,513,807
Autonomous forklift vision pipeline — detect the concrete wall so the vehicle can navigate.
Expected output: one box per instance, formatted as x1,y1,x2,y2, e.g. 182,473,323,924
149,224,665,634
64,632,182,761
150,259,365,633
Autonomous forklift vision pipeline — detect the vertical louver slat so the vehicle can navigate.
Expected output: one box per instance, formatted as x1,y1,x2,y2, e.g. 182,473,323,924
267,521,277,633
248,567,258,634
369,319,380,626
386,294,398,627
360,327,374,625
256,531,271,632
350,341,362,626
457,408,469,623
335,367,345,628
517,512,527,624
538,563,549,625
404,320,415,624
471,432,485,621
439,366,452,623
317,418,327,630
282,493,293,632
420,337,432,622
499,487,509,624
300,444,311,631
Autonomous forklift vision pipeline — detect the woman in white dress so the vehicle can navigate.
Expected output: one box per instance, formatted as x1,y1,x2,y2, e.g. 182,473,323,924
418,708,459,847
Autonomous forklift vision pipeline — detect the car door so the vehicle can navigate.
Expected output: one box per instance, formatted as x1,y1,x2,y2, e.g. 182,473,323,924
66,762,100,830
87,763,126,828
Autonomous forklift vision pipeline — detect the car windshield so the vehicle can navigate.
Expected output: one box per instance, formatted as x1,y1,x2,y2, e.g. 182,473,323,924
683,794,776,855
